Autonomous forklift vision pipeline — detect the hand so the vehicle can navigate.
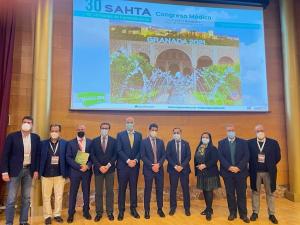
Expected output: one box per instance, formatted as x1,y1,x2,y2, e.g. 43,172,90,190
229,166,240,173
80,165,88,172
152,163,160,173
128,160,137,168
33,171,39,179
198,164,207,171
99,166,108,174
175,165,183,172
2,174,10,182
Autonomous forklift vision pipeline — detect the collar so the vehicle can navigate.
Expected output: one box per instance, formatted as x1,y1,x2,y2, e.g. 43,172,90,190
228,137,236,143
77,136,86,141
127,130,135,134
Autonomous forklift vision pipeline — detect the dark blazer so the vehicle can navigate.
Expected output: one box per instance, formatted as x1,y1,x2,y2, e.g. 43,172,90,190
248,138,281,192
1,131,40,177
66,138,92,176
218,137,249,178
194,144,219,177
116,130,142,169
39,138,68,178
166,139,191,174
140,137,166,177
91,135,117,175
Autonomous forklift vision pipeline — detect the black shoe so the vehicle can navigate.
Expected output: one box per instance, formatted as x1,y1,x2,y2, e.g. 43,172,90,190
94,214,102,222
201,208,214,215
241,216,250,223
67,215,73,223
228,214,237,221
45,217,51,225
118,211,124,221
130,208,140,218
54,216,64,223
185,210,191,216
108,213,114,221
250,213,258,221
144,211,150,219
169,208,176,216
206,213,212,221
20,223,30,225
269,215,278,224
83,212,92,220
157,209,165,218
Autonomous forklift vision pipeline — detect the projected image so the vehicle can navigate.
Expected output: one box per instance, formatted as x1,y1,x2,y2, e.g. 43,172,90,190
110,23,241,106
71,0,268,111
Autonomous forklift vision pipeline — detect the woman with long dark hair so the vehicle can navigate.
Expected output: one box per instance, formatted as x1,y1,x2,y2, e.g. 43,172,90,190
194,132,221,221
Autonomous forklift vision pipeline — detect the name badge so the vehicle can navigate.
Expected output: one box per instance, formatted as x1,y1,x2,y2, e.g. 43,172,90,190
258,154,265,163
24,153,31,164
51,156,59,165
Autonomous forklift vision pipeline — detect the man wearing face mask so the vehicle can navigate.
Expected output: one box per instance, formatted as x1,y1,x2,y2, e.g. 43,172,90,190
218,124,250,223
39,124,68,225
1,116,40,225
116,117,142,221
248,124,281,224
140,123,166,219
166,128,191,216
91,122,117,221
66,125,92,223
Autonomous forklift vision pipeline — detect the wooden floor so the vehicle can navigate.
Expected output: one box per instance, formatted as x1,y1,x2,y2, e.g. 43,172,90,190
1,198,299,225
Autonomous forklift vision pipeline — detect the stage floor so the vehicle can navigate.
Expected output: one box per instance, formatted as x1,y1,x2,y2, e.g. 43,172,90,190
1,198,299,225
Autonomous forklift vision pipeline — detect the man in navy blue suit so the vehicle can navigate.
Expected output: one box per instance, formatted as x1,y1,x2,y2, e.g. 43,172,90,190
117,117,142,221
141,123,166,219
66,125,93,223
218,124,250,223
1,116,40,225
91,122,117,222
166,128,191,216
39,124,68,225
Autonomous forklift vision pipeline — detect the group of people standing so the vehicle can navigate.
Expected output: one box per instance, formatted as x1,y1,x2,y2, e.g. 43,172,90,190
1,116,281,225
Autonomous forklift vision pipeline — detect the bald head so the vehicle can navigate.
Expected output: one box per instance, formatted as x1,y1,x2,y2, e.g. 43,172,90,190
226,124,235,132
255,124,264,133
126,117,134,124
255,124,266,140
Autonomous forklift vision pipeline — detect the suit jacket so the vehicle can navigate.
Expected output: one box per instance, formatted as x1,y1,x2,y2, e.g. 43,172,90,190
140,137,166,177
116,130,142,169
1,131,40,177
66,137,92,176
39,138,68,178
194,144,219,177
248,138,281,192
218,137,249,178
91,135,117,175
166,139,191,174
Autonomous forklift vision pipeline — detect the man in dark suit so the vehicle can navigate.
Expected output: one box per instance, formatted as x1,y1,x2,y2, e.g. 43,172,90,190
141,123,166,219
218,124,250,223
116,117,142,221
66,125,93,223
1,116,40,225
91,122,117,221
166,128,191,216
248,124,281,224
39,124,68,225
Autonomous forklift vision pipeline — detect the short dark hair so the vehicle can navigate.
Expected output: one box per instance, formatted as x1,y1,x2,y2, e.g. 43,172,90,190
100,122,111,129
49,124,61,132
149,123,158,130
22,116,33,123
173,127,182,132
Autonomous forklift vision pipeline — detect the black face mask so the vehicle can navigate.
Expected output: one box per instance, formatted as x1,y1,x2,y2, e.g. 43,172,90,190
77,131,85,138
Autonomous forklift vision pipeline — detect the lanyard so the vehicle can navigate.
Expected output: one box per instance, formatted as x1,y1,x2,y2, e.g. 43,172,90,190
49,141,59,155
257,139,266,152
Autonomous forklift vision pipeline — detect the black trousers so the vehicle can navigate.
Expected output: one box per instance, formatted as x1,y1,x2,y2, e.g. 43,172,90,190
223,175,247,217
169,172,190,210
144,172,164,212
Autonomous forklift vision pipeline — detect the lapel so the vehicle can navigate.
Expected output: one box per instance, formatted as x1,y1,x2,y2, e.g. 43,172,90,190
147,137,154,159
235,138,240,162
124,132,131,149
105,136,111,154
18,131,25,154
225,139,231,159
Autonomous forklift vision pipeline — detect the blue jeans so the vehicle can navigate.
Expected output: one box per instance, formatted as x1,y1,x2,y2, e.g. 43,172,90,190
5,168,32,225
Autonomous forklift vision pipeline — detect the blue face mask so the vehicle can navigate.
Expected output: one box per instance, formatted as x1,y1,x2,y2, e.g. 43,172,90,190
227,131,236,139
126,123,134,131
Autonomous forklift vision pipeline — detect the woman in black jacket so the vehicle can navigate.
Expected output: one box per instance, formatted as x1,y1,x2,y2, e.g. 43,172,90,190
194,132,221,221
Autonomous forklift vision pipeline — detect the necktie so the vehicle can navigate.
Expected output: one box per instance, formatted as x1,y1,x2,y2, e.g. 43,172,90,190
151,138,157,163
129,133,134,148
176,141,181,165
102,136,106,152
78,139,83,151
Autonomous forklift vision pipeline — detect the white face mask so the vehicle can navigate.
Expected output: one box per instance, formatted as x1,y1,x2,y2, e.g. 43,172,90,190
21,123,32,132
126,123,134,131
202,138,210,145
257,131,265,140
173,133,181,141
150,131,157,138
101,129,109,137
50,132,59,139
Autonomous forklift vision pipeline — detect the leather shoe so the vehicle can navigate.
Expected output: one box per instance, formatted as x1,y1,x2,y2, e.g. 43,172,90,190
94,214,102,222
20,223,30,225
157,209,165,218
45,217,51,225
269,215,278,224
54,216,64,223
185,210,191,216
108,213,114,221
83,212,92,220
169,208,176,216
201,208,214,215
118,211,124,221
228,214,237,221
144,211,150,219
206,213,212,221
241,216,250,223
67,215,73,223
130,208,140,218
250,213,258,221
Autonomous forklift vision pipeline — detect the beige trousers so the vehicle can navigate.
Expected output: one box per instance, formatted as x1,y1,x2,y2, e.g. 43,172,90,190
41,176,65,219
